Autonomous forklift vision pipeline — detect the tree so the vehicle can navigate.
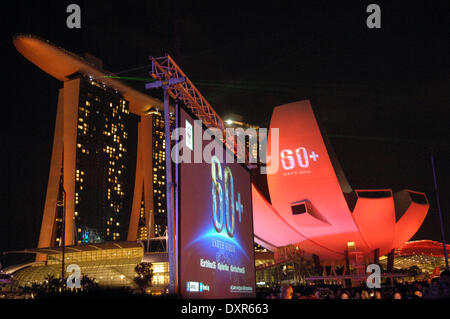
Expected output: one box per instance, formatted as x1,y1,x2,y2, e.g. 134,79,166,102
80,274,98,290
21,273,100,298
134,262,153,293
44,274,65,293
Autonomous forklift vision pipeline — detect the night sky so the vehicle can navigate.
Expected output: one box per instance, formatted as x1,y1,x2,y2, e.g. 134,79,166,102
1,1,449,261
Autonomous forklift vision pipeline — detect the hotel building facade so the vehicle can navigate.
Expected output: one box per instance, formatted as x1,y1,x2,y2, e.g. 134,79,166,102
40,75,137,247
12,34,170,256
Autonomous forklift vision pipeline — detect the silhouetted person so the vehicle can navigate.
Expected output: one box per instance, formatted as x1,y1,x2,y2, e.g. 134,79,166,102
340,291,350,299
361,290,369,299
393,291,402,299
439,270,450,299
279,285,293,299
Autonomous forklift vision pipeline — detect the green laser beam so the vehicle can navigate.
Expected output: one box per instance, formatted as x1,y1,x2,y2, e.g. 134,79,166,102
103,75,156,82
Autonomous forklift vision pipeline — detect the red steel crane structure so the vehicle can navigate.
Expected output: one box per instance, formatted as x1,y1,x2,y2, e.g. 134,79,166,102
150,55,245,160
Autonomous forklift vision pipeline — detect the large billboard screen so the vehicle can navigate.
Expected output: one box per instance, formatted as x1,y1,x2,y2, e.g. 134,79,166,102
177,106,256,298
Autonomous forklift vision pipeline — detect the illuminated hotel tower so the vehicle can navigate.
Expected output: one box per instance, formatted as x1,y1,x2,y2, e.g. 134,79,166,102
131,109,175,241
43,75,136,246
13,35,169,253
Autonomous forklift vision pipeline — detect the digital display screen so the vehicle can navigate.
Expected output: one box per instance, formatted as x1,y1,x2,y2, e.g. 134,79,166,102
178,106,256,298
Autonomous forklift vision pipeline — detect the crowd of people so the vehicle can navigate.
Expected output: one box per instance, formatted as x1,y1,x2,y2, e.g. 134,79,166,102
258,270,450,299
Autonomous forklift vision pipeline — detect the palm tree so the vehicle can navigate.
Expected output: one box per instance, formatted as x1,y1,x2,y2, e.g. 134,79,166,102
134,262,153,293
80,274,98,291
48,274,65,292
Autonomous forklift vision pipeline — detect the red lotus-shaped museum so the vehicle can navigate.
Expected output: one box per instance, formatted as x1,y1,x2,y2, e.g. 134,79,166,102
252,100,429,262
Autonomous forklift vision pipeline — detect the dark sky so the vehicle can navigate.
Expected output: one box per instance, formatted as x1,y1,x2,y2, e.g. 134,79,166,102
1,1,449,258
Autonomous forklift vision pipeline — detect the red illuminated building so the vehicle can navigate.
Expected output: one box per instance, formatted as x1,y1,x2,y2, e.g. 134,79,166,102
253,100,430,264
397,240,450,258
